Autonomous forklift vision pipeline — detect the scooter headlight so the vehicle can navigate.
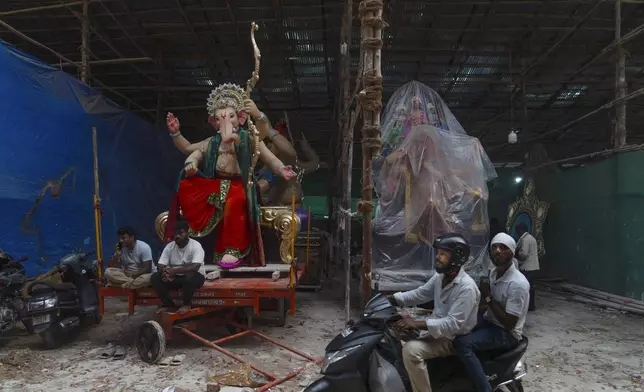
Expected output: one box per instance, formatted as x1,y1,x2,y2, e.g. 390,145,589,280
29,297,58,311
321,345,362,374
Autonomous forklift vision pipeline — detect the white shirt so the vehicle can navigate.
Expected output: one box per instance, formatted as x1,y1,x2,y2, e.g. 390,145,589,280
394,268,480,340
516,232,539,271
484,263,530,340
120,240,154,274
158,239,205,275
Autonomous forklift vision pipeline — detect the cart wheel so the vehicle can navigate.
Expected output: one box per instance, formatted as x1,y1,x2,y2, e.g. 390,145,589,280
225,308,247,335
275,298,288,327
136,320,166,364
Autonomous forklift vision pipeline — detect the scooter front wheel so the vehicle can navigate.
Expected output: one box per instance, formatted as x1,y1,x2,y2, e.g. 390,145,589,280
501,380,524,392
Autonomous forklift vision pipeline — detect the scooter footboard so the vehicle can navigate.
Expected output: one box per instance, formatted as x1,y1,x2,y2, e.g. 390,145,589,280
304,371,369,392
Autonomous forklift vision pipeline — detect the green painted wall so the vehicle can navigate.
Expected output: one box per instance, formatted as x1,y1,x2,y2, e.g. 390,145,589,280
301,157,644,300
488,168,524,224
301,168,374,218
535,151,644,301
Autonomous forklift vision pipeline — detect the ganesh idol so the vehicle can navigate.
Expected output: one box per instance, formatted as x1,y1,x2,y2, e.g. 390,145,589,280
165,83,296,269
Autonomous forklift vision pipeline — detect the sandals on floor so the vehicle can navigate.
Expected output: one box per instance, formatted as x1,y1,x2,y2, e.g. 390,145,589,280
112,346,127,360
158,357,172,367
158,354,185,367
170,354,185,366
99,346,116,359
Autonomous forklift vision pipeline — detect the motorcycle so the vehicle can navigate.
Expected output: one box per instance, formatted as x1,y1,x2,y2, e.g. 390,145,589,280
25,249,101,349
304,294,528,392
0,253,29,340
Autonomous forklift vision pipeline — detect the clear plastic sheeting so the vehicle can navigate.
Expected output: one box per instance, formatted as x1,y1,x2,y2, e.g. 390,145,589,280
372,81,497,290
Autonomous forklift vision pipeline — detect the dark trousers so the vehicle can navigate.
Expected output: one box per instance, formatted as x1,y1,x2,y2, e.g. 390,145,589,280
453,320,519,392
521,270,537,311
150,271,205,307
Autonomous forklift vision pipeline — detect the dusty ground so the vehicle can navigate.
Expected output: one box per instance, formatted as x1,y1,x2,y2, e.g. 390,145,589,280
1,287,643,392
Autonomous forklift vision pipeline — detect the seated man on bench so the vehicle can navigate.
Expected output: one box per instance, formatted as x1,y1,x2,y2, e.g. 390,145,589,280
105,227,154,289
151,219,206,313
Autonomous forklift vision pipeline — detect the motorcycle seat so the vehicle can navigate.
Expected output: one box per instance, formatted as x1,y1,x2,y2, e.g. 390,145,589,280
28,281,76,293
482,336,529,361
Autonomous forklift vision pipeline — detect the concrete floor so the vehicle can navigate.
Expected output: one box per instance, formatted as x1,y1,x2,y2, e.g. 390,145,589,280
1,288,643,392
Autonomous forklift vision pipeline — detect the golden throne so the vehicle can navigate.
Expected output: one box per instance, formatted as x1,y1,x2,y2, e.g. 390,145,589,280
154,206,301,264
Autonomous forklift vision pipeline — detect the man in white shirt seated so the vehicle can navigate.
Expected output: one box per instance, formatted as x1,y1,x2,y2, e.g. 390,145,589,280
388,233,481,392
105,227,154,289
453,233,530,392
151,219,206,314
515,224,539,311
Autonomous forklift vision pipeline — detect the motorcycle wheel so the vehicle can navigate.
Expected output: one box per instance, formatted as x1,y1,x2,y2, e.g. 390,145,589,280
136,320,165,364
40,325,64,350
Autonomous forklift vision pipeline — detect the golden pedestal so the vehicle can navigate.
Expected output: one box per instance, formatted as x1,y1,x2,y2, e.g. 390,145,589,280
155,206,301,264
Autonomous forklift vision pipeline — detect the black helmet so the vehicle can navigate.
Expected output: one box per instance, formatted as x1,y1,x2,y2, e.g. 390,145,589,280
433,233,470,268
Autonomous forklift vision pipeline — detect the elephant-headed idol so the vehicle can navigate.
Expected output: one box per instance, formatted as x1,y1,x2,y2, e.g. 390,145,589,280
165,84,296,269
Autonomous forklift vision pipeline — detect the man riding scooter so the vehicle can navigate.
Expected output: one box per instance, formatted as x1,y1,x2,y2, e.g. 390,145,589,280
388,233,481,392
453,233,530,392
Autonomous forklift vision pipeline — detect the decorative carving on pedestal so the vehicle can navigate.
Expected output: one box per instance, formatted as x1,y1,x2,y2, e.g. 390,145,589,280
155,206,301,264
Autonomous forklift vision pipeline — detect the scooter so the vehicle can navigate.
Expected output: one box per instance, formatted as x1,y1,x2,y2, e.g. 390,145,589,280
25,249,101,349
304,294,528,392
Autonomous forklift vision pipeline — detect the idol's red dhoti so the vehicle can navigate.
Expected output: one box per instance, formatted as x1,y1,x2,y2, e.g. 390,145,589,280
177,176,250,261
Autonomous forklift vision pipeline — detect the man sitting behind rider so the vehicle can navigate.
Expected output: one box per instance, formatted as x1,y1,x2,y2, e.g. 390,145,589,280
151,219,206,314
388,233,480,392
453,233,530,392
105,227,154,289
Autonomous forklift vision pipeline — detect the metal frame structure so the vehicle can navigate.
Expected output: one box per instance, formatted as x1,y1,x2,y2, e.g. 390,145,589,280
130,292,318,391
1,0,643,165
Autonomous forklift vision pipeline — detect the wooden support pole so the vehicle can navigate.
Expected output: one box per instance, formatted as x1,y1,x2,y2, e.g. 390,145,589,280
338,0,354,322
92,127,104,280
358,0,384,304
80,0,90,84
614,0,627,148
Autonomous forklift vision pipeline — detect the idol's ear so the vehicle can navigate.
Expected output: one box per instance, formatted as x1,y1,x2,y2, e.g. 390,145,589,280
208,116,220,130
237,111,248,126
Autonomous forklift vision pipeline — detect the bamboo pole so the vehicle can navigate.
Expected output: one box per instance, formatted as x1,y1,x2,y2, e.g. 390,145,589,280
357,0,384,304
289,193,296,288
614,0,627,147
561,283,644,308
0,1,103,17
306,207,311,280
569,295,644,316
92,128,104,280
337,0,354,323
80,0,90,83
53,57,154,67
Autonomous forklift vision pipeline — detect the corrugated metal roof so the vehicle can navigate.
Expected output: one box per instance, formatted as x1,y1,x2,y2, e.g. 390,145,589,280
1,0,642,161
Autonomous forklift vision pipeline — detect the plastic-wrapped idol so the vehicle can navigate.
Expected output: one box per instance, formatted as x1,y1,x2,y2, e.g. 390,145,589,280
372,81,497,291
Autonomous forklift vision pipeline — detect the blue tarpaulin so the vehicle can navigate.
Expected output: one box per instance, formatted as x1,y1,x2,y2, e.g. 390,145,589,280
0,41,184,278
